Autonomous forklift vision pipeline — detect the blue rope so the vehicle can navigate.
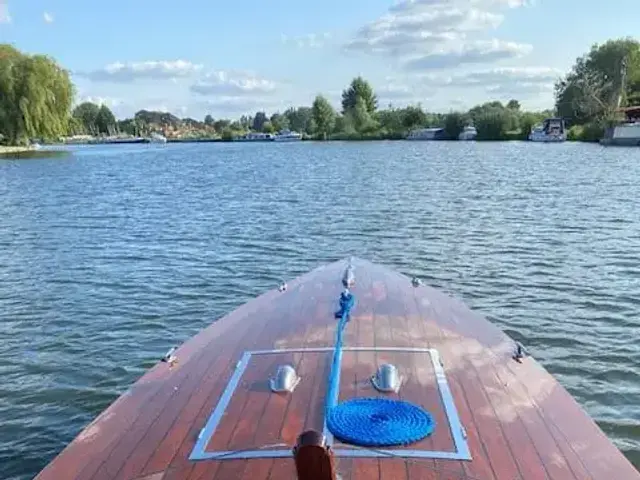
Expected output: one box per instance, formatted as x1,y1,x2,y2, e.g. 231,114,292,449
325,291,354,413
327,397,435,447
325,289,435,447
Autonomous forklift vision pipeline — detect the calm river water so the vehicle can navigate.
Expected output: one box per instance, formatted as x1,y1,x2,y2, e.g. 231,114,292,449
1,141,639,478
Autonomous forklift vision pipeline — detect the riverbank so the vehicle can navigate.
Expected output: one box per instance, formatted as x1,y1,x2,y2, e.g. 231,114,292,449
0,145,70,159
0,145,36,155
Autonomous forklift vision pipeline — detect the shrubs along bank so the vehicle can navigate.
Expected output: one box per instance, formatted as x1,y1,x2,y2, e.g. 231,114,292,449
2,38,639,145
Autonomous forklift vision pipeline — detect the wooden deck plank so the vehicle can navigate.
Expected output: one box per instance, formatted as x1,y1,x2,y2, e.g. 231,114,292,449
348,264,382,480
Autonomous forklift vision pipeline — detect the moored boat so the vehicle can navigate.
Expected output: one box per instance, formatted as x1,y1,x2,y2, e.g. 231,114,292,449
458,125,477,141
406,127,446,140
600,106,640,146
35,258,640,480
274,129,302,142
147,132,167,144
528,118,567,142
234,132,275,142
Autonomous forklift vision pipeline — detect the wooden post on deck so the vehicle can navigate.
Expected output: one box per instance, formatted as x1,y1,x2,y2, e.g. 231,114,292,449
293,430,336,480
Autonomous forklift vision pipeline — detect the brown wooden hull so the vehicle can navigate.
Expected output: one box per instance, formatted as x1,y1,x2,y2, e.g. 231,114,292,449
35,258,639,479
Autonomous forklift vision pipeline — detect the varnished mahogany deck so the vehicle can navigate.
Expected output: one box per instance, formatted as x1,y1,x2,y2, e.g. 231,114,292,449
35,258,639,480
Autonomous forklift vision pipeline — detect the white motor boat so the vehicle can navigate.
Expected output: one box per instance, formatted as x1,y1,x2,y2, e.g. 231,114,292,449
273,129,302,142
148,133,167,144
528,118,566,142
458,125,477,141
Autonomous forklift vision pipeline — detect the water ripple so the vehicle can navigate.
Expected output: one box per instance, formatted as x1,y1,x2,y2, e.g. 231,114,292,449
1,141,640,478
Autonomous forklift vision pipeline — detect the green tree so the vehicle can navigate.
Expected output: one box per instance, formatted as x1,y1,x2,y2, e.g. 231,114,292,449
95,104,116,134
67,116,85,135
444,112,468,140
341,76,377,115
239,115,252,130
376,108,403,136
556,38,640,125
352,96,377,133
475,109,510,140
311,95,336,139
333,114,355,135
270,113,289,132
117,118,139,136
284,107,312,134
0,45,75,145
506,99,521,110
204,114,214,126
72,102,100,134
520,112,539,140
213,119,231,133
401,105,427,130
252,111,268,131
262,121,275,133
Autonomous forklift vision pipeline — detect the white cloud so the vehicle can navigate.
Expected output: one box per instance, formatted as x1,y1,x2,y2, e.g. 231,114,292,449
193,96,285,117
404,40,532,70
81,60,203,82
43,11,54,23
450,66,561,87
75,95,123,108
0,1,10,23
389,0,529,13
190,70,277,96
346,0,532,70
282,32,332,49
377,66,558,108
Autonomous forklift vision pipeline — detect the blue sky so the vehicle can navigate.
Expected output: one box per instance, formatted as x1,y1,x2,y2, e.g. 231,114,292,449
1,0,638,119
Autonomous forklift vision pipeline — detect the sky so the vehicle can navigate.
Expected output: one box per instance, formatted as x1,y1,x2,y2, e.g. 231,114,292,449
1,0,638,120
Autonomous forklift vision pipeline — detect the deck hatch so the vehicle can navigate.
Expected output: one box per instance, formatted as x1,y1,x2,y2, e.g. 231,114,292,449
189,347,471,461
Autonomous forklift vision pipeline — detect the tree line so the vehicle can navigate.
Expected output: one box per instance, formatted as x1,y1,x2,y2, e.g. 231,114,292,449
2,38,640,145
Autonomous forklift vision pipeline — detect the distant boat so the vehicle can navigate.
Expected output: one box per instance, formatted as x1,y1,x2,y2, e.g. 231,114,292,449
528,118,566,142
406,127,446,140
273,129,302,142
600,106,640,146
235,132,275,142
147,133,167,144
458,125,477,141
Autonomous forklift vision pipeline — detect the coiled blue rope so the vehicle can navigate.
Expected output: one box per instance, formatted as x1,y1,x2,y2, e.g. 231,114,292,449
325,288,435,447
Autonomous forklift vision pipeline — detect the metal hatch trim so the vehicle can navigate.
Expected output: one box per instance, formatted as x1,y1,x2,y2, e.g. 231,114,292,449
189,347,471,462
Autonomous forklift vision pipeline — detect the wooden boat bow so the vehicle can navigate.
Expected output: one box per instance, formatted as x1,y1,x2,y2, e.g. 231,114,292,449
35,258,639,479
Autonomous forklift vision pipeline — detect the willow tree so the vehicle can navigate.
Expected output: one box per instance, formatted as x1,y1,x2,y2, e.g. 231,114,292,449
0,44,74,145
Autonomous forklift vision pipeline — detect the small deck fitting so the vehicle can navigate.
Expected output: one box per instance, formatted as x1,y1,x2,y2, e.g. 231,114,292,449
162,347,177,366
371,363,403,393
270,364,301,393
